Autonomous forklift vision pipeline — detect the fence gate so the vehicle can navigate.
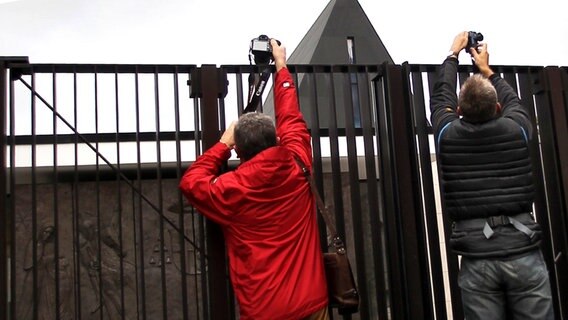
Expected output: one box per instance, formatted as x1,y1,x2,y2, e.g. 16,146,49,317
1,57,568,320
375,63,568,320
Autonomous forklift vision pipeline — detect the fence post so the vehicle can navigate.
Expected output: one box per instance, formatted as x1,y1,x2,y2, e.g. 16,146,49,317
0,57,31,320
534,66,568,319
193,65,233,320
0,57,24,320
0,58,8,320
375,63,434,319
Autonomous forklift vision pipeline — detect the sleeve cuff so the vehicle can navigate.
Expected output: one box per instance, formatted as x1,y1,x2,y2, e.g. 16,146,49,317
488,73,500,81
444,56,459,64
213,141,233,158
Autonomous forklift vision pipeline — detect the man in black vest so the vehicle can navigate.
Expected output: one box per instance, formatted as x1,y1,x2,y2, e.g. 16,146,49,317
430,31,554,319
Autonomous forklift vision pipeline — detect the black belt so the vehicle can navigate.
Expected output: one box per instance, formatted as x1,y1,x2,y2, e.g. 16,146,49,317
453,213,536,240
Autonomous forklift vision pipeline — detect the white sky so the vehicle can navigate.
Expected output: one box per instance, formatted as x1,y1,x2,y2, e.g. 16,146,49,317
1,0,567,67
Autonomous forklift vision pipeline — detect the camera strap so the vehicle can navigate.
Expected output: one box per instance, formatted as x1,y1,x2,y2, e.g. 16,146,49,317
244,66,272,114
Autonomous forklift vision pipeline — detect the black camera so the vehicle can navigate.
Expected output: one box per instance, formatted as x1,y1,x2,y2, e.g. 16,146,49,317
466,31,483,53
249,34,280,65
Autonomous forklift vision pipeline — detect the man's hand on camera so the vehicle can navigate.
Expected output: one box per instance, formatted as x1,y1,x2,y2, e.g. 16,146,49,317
271,39,286,72
449,31,469,57
470,43,494,78
220,121,237,149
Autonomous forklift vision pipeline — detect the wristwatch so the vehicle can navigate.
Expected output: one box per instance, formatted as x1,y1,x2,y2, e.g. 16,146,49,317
447,50,458,59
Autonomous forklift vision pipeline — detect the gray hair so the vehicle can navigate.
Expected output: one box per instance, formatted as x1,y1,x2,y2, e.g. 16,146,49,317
234,112,277,160
458,74,498,123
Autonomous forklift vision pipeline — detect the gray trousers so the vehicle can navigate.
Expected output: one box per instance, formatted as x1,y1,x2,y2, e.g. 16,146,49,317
458,249,554,320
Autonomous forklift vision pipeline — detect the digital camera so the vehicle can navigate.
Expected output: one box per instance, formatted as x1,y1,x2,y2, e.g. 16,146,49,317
250,34,280,65
466,31,483,53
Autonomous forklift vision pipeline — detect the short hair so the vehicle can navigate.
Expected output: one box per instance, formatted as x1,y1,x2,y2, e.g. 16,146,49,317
458,74,498,123
234,112,277,160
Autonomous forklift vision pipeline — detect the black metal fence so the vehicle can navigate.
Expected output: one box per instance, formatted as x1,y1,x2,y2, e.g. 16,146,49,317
1,57,567,320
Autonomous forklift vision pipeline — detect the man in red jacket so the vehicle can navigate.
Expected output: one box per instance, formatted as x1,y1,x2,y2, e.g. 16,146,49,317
179,39,329,320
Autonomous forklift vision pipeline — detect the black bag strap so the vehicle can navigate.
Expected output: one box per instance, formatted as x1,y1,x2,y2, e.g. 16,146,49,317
294,156,346,251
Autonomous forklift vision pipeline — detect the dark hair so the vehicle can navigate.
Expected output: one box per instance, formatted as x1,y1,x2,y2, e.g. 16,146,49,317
234,112,277,160
458,74,498,123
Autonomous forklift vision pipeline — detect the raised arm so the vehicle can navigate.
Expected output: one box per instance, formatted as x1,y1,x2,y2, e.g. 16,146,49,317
178,122,241,226
430,32,469,136
271,39,312,166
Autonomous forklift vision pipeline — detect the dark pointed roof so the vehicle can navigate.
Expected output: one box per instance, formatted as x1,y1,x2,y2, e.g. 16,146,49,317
262,0,393,120
288,0,393,65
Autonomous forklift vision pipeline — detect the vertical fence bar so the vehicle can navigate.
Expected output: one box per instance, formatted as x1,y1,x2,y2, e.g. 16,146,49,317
94,69,105,320
193,76,207,320
371,69,392,319
172,67,190,319
71,69,83,320
0,59,8,320
341,65,369,319
358,67,388,320
306,68,323,188
133,68,147,320
319,67,348,318
8,64,17,320
325,68,347,248
303,68,329,254
113,69,127,320
51,69,62,320
235,69,245,115
30,70,39,320
152,67,169,320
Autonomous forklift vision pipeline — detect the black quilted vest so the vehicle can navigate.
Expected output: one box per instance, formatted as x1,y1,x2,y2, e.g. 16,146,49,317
439,117,541,257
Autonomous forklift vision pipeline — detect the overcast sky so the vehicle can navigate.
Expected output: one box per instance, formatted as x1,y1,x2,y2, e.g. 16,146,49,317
1,0,567,67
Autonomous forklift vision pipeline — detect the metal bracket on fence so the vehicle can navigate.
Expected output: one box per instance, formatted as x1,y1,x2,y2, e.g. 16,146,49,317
0,57,29,81
188,66,229,99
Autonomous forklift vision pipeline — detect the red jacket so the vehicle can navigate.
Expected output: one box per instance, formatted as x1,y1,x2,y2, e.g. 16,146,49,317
179,68,328,319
